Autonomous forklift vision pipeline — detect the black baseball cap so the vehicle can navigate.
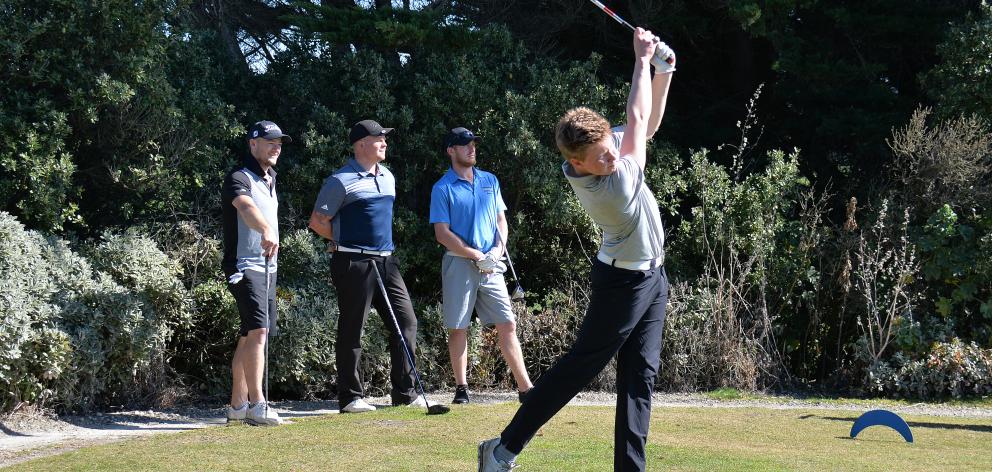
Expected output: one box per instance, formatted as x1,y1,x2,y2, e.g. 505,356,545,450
445,127,482,147
350,120,394,144
248,120,292,142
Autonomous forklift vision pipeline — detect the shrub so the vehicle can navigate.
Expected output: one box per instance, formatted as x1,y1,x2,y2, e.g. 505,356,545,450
172,279,240,397
868,339,992,400
270,282,339,400
0,212,75,410
88,229,193,333
54,229,191,412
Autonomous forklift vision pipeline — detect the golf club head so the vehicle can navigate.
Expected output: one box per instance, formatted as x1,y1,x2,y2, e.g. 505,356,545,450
510,284,525,301
427,403,451,415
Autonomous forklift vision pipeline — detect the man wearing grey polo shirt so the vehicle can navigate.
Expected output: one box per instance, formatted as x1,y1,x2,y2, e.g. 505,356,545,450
480,28,676,472
429,127,533,405
308,119,421,413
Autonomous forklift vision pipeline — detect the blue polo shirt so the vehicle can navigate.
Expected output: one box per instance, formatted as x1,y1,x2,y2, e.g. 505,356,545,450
429,167,506,253
313,158,396,251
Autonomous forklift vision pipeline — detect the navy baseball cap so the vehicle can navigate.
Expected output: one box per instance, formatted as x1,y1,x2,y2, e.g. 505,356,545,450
350,120,394,144
248,120,292,143
445,127,482,147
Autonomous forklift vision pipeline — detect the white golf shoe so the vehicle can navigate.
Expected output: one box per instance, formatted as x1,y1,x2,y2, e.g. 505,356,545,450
406,395,428,408
478,438,517,471
226,401,248,424
342,398,376,413
245,401,283,426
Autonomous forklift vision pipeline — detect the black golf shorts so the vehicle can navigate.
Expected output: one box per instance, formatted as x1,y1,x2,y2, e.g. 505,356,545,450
227,269,278,337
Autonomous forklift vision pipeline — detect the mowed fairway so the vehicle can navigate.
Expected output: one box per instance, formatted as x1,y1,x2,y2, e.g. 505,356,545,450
10,403,992,471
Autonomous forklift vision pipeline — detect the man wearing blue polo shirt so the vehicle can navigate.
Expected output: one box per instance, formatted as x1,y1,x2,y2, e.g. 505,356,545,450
308,119,422,413
429,127,533,405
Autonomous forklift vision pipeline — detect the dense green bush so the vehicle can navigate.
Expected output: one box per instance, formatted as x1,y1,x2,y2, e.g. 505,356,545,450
927,2,992,121
0,0,240,233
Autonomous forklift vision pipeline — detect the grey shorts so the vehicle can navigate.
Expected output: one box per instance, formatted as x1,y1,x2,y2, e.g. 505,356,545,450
441,254,515,329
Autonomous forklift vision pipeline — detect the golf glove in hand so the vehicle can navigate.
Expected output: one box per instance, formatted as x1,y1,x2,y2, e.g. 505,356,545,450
652,41,676,74
475,250,501,273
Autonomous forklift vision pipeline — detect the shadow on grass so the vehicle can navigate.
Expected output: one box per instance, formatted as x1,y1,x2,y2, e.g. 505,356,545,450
799,414,992,433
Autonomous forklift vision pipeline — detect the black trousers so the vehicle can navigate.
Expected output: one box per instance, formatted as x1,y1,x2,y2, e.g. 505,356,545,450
330,252,418,406
501,259,669,472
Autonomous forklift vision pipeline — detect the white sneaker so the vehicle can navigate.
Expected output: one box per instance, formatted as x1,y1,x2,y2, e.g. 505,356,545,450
245,401,283,426
226,402,248,424
478,438,517,471
342,398,376,413
406,395,428,408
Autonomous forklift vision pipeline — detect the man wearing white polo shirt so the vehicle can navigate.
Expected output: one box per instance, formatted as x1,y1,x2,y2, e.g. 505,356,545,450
429,127,533,405
308,119,422,413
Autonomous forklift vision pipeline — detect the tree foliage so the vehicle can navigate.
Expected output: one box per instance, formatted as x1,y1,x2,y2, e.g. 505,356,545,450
3,0,992,411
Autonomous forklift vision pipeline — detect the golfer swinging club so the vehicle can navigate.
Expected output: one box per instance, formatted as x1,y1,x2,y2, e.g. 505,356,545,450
222,120,290,426
429,126,534,405
479,27,675,471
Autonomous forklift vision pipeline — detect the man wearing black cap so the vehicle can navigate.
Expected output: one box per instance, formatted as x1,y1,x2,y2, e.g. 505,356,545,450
429,127,533,405
308,119,423,413
222,120,291,426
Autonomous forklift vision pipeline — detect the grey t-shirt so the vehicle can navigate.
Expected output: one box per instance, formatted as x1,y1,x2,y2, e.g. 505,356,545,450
562,127,665,262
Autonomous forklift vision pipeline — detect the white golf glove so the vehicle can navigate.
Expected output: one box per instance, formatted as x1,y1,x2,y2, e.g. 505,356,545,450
475,248,502,273
652,41,676,74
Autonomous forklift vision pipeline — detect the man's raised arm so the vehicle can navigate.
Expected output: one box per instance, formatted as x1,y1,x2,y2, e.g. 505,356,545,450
618,27,659,171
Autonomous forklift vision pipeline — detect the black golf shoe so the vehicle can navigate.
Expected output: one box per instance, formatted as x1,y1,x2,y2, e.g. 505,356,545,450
453,385,470,404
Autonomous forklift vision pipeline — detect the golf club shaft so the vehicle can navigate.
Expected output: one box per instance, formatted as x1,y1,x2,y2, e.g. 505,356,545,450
496,230,520,285
588,0,669,58
589,0,636,31
264,255,271,412
370,260,434,407
491,195,524,298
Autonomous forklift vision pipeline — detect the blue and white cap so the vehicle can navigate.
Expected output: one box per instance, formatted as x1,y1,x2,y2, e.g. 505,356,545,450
248,120,292,143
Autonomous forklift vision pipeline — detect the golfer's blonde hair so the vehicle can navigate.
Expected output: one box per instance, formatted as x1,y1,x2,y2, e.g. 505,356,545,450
555,107,611,161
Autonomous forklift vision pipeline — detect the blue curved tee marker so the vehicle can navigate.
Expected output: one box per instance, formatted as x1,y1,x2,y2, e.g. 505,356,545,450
850,409,914,443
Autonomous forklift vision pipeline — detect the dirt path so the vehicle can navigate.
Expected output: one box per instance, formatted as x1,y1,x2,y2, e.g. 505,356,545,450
3,392,990,468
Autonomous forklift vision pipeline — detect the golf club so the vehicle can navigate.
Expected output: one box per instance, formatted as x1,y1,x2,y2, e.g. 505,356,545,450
497,232,525,301
589,0,636,31
491,193,525,301
263,255,271,420
588,0,674,65
370,260,450,415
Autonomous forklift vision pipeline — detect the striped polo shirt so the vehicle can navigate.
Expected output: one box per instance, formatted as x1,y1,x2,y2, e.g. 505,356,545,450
312,158,396,252
222,155,279,277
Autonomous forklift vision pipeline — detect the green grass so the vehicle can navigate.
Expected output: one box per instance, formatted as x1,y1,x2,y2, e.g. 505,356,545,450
11,403,992,471
704,387,746,400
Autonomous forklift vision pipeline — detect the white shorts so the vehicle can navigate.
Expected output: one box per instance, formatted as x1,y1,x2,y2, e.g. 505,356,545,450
441,254,515,329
